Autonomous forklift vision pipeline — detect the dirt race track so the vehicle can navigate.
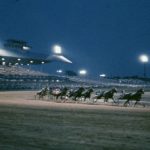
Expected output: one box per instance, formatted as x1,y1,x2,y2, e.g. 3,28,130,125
0,91,150,150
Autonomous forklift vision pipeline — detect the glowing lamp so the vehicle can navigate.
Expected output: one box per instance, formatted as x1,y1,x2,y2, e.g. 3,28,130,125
139,55,149,63
79,69,87,75
53,45,62,54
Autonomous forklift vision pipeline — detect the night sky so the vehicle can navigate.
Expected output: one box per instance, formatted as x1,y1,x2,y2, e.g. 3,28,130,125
0,0,150,78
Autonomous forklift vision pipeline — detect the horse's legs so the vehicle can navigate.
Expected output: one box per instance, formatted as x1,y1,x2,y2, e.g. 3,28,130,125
60,95,63,100
72,96,76,101
48,93,50,100
104,98,108,103
74,97,77,101
104,98,106,103
112,97,117,104
75,96,78,101
116,98,120,104
75,96,79,102
134,101,145,107
93,97,97,103
124,99,129,107
134,101,138,107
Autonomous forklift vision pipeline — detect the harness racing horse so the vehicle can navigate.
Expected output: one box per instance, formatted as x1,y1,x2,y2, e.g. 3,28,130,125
95,88,117,103
35,87,49,100
48,88,61,100
95,91,105,99
81,88,94,101
54,87,68,100
121,89,145,107
69,87,85,101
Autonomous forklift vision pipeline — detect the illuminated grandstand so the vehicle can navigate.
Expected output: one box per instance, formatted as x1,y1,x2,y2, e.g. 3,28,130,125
0,66,47,90
0,65,77,90
0,39,74,90
0,66,150,90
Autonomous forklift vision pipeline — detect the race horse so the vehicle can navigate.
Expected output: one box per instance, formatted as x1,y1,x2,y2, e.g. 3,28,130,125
119,89,145,107
69,87,85,101
54,87,68,100
35,87,49,100
81,88,94,101
94,88,117,103
48,87,61,100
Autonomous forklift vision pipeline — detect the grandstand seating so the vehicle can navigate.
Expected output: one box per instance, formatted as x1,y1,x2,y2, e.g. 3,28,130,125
0,65,150,90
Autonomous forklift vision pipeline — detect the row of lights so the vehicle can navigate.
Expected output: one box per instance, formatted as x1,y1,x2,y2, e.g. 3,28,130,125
56,69,106,78
56,54,149,78
1,57,45,66
2,44,148,77
0,44,62,66
0,44,62,67
56,69,88,75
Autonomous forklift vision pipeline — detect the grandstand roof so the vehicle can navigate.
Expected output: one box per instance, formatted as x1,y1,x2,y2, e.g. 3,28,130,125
0,39,72,66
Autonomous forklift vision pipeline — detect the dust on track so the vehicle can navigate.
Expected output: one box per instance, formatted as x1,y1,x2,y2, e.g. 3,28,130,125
0,91,149,112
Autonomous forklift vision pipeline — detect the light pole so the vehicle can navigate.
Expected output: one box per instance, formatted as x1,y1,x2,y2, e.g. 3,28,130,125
139,54,149,77
79,69,87,86
40,61,45,72
53,45,62,75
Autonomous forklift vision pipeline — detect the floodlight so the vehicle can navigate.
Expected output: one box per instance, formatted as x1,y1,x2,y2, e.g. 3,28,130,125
53,45,62,54
139,55,149,63
79,69,87,75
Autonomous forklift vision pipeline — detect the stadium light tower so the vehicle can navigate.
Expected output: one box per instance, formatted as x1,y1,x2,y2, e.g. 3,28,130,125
139,54,149,77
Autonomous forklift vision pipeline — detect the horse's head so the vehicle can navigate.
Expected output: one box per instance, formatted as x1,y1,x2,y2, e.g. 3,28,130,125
112,88,117,93
75,87,84,95
88,88,94,93
137,89,144,94
79,87,85,92
62,87,68,92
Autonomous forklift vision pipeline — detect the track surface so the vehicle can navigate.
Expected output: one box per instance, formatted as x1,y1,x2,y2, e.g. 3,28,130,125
0,91,150,150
